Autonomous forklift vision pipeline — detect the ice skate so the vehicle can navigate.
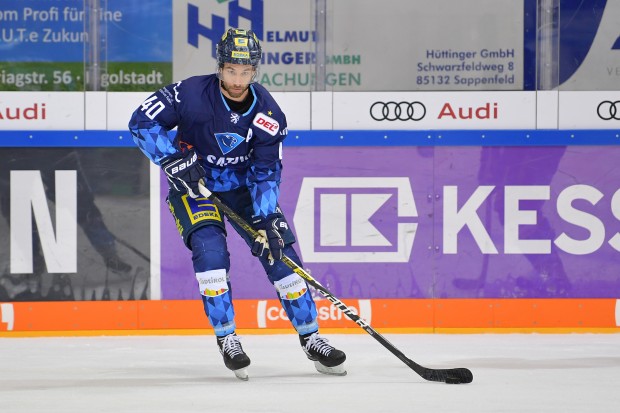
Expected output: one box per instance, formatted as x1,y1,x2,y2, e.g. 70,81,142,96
300,332,347,376
217,333,251,381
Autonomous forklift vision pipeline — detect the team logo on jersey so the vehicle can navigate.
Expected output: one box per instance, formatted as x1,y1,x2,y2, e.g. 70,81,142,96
252,112,280,136
214,132,244,155
230,112,240,124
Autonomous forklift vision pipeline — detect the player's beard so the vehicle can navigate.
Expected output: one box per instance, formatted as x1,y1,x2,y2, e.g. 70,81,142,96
221,81,249,100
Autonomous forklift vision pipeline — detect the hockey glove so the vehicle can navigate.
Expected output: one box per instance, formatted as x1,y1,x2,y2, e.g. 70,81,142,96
161,149,206,198
251,213,288,261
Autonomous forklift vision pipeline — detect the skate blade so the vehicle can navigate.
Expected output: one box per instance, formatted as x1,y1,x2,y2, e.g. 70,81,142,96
314,361,347,376
233,368,249,381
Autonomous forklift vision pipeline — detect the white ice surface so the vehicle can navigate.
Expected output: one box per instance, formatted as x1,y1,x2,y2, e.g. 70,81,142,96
1,333,619,413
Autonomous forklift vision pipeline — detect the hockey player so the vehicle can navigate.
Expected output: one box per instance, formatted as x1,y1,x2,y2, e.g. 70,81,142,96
128,28,346,380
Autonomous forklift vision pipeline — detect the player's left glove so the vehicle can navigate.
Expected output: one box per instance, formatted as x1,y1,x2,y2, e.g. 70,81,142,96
251,213,287,261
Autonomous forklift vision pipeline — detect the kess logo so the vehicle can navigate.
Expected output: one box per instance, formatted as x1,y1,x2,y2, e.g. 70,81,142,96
293,177,418,263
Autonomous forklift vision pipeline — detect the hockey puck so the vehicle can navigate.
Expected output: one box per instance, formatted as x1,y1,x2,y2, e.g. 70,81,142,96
445,376,461,384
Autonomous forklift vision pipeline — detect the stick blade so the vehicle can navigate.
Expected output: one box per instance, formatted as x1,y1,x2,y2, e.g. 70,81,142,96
422,367,474,384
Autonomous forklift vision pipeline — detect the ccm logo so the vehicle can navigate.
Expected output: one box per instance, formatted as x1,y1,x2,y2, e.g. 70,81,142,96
253,113,279,136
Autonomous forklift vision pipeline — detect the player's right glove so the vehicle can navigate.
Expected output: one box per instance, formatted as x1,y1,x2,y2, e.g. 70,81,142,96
161,149,206,198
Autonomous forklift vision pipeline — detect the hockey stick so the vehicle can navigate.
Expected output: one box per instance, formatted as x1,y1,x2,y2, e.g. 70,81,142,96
198,182,473,384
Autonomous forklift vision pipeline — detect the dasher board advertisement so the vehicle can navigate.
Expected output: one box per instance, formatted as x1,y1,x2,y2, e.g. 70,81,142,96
0,0,172,91
332,91,535,130
159,144,620,301
173,0,524,91
0,148,151,303
558,0,620,90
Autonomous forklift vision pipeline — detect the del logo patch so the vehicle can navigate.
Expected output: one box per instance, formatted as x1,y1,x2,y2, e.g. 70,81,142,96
214,132,244,155
253,112,279,136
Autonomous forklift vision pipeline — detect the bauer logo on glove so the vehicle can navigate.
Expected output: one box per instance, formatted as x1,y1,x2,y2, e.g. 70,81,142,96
169,152,197,174
161,149,206,198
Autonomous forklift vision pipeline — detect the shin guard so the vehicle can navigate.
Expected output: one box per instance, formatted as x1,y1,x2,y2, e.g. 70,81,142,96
274,273,318,335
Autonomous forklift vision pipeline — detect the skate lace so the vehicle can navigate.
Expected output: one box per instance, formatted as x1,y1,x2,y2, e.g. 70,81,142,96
221,334,244,358
304,333,333,357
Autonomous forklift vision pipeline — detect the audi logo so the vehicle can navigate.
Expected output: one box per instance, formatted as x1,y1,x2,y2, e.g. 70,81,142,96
370,101,426,121
597,100,620,120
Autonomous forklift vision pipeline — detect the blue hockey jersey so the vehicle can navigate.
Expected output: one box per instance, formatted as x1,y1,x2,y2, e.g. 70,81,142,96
128,75,288,218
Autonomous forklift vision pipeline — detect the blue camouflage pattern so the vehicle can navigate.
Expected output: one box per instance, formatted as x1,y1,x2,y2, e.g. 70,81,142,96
128,75,287,218
131,123,177,164
202,287,236,336
279,290,319,335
